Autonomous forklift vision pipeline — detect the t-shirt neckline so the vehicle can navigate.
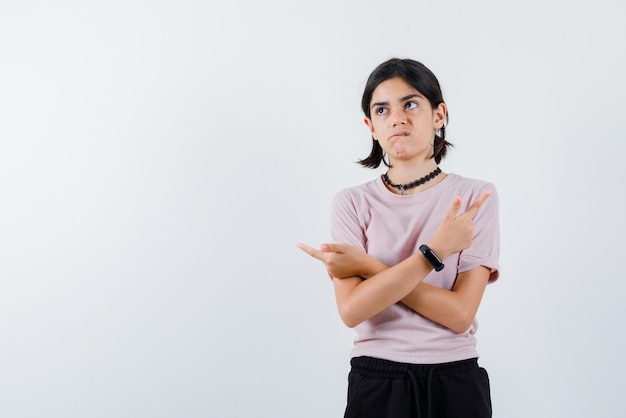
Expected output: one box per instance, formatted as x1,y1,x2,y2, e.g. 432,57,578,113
374,172,459,204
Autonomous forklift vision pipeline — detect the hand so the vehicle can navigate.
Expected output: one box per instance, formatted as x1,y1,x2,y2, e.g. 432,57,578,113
297,242,371,279
428,190,492,260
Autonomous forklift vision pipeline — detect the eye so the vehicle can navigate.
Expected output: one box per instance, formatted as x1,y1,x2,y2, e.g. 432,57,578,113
376,107,388,115
405,101,418,110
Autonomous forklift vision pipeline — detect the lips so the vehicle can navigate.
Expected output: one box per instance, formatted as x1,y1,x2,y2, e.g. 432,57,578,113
389,131,410,140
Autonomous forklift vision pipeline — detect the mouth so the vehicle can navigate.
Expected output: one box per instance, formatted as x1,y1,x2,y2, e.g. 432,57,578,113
388,131,410,141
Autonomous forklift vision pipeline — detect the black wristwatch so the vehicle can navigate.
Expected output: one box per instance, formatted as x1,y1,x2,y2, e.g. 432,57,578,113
419,245,445,272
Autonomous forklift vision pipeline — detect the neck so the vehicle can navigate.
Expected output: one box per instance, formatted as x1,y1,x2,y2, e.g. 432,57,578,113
386,160,439,184
383,165,443,195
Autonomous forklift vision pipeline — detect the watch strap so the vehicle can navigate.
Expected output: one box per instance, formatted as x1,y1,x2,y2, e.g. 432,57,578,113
419,244,445,272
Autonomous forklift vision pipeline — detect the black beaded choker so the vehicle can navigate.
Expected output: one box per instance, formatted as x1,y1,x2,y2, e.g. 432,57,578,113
382,167,442,193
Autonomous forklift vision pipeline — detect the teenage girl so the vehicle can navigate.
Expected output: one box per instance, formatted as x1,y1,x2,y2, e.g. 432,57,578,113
298,58,500,418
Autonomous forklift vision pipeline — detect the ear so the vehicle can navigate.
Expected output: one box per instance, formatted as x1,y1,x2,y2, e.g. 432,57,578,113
433,103,447,129
364,117,377,140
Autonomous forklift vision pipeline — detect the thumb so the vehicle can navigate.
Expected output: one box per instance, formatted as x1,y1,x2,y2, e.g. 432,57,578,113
320,243,346,253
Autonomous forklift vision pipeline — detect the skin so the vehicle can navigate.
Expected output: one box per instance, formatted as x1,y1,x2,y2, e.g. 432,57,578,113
366,76,447,188
298,77,492,332
297,192,491,331
298,240,491,333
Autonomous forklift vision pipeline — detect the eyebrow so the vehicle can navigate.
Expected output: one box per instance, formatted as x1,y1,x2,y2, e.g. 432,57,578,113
370,94,424,110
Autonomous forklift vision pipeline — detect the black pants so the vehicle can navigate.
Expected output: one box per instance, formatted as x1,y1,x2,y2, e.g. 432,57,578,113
344,356,492,418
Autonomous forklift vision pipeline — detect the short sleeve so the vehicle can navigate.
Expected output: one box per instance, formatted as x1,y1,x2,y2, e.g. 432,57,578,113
457,183,500,283
330,189,366,251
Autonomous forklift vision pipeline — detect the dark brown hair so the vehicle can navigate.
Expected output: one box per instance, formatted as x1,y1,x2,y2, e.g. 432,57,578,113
358,58,452,168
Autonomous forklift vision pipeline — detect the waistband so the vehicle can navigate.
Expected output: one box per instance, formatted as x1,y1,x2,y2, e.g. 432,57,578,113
350,356,479,379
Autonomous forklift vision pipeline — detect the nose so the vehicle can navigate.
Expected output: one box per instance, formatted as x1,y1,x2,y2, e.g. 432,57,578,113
390,106,407,126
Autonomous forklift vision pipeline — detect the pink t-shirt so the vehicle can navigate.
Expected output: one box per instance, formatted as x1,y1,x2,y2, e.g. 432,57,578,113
330,173,500,364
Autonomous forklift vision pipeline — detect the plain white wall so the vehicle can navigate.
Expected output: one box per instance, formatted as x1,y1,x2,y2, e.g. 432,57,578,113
1,1,625,417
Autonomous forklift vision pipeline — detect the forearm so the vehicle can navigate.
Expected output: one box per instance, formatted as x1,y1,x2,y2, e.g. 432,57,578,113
402,267,490,333
401,283,469,333
333,251,435,328
357,254,488,333
355,257,468,331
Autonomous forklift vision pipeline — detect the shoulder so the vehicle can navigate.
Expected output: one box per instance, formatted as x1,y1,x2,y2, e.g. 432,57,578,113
332,178,380,207
444,174,499,216
446,173,498,197
447,173,496,189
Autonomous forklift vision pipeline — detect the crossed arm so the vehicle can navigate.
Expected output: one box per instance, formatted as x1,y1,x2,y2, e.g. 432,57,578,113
298,191,491,332
325,249,490,333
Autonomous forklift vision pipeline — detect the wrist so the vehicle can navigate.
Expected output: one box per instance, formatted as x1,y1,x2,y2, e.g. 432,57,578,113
420,244,445,272
360,256,386,279
426,240,450,262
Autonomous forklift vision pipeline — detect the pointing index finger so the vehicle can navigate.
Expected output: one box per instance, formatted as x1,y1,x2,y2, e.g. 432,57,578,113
463,190,492,219
296,242,324,261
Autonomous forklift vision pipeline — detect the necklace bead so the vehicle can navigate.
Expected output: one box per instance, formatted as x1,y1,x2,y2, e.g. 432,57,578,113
382,167,442,194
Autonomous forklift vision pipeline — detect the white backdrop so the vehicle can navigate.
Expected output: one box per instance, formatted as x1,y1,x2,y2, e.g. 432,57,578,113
1,1,625,417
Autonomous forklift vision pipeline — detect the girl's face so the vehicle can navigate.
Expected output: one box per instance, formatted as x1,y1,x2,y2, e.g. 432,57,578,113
364,77,446,166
